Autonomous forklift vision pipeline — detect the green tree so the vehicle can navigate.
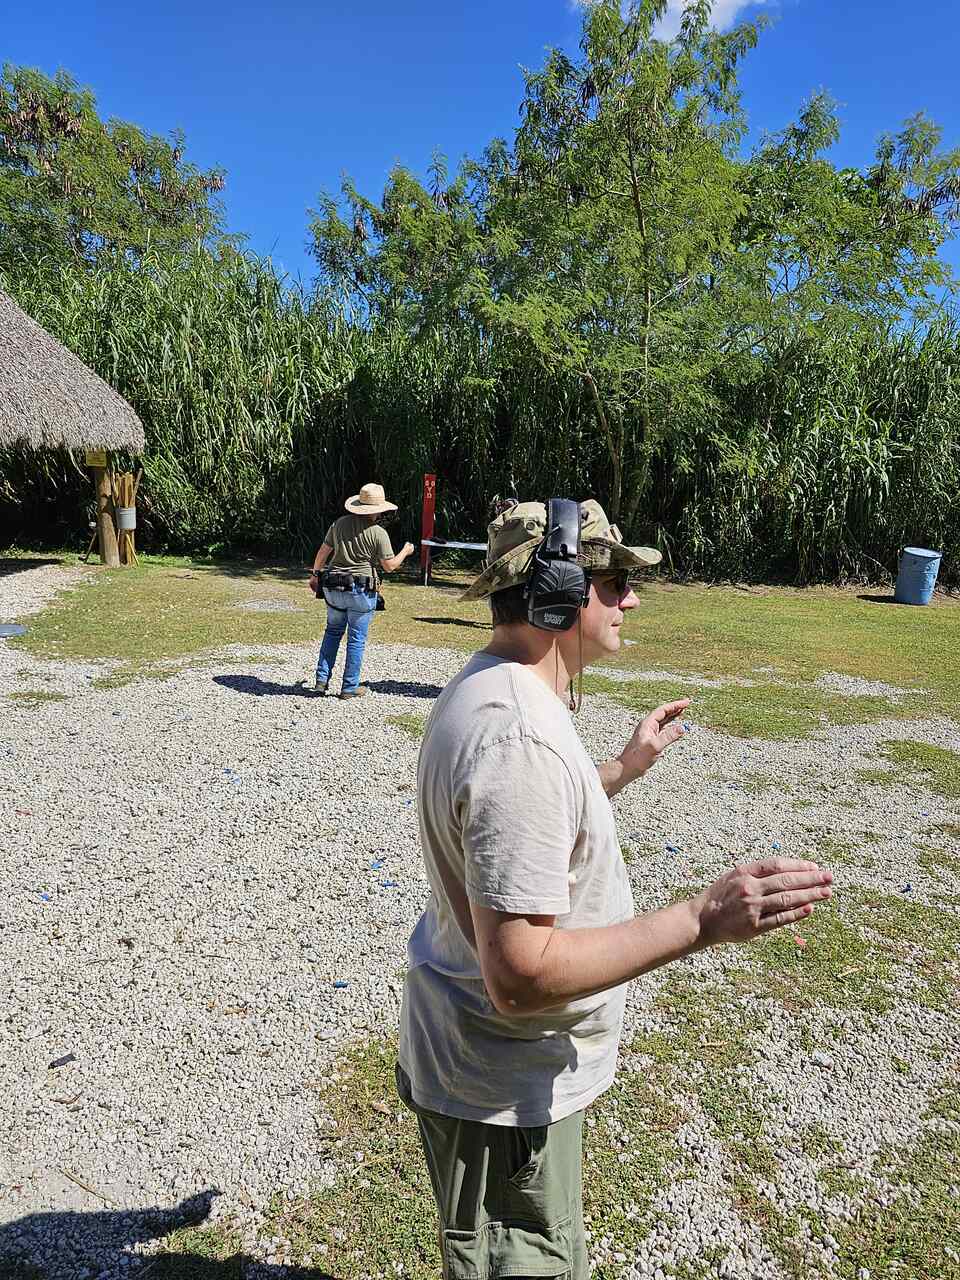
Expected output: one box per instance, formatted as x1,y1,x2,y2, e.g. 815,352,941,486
310,0,960,525
0,64,229,274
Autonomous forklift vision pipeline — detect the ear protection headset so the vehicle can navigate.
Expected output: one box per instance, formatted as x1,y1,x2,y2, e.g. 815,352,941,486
525,498,590,632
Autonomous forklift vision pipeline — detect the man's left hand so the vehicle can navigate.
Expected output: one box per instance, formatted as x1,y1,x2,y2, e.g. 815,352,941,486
618,699,691,783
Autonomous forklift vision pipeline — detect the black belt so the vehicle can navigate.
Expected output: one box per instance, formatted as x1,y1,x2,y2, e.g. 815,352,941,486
322,569,377,591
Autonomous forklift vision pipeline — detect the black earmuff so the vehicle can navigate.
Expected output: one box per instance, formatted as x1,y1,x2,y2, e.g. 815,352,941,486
525,498,590,632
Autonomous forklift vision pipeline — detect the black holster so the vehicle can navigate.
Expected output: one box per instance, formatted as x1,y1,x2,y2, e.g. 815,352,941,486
321,569,354,592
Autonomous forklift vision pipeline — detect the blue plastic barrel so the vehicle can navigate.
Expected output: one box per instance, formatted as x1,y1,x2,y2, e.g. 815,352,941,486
894,547,942,605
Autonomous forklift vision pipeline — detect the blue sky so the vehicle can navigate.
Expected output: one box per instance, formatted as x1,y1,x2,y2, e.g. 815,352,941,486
5,0,960,285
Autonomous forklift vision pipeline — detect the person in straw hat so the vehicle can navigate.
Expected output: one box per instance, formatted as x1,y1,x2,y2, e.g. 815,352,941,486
396,497,833,1279
308,482,414,698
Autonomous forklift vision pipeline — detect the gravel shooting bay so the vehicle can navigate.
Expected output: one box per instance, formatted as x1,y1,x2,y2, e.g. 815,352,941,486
2,562,959,1278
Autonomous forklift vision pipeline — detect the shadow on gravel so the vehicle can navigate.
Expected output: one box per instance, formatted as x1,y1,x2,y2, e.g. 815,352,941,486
213,674,444,701
213,675,317,698
365,678,444,699
412,615,491,630
0,558,63,576
0,1190,344,1278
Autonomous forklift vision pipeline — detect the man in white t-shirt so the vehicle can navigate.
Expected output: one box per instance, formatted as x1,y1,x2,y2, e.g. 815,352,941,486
397,499,833,1280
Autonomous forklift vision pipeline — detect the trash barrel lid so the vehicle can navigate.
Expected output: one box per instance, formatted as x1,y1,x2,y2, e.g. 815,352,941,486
903,547,942,559
0,624,26,638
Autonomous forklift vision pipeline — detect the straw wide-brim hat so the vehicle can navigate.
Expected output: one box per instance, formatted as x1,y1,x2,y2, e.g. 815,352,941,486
344,482,398,516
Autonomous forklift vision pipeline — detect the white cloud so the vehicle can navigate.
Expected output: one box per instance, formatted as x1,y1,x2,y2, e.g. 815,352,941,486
571,1,771,39
654,1,768,38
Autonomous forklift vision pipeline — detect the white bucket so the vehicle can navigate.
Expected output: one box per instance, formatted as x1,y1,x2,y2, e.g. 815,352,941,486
116,506,137,532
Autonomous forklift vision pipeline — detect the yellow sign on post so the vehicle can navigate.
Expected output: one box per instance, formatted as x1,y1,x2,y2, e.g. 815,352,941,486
85,449,108,468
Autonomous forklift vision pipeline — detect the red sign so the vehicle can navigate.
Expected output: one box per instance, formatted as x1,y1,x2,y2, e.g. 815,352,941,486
420,473,437,576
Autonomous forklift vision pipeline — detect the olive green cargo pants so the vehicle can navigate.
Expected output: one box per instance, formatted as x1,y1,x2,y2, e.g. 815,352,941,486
396,1064,588,1279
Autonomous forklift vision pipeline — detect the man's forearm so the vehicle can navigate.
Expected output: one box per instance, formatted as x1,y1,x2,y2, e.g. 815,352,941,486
495,899,706,1015
597,757,634,798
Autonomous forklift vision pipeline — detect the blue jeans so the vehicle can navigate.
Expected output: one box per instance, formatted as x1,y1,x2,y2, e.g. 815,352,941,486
315,585,377,693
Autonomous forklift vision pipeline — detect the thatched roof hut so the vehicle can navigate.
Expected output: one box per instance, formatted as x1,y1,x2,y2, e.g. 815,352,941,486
0,289,145,453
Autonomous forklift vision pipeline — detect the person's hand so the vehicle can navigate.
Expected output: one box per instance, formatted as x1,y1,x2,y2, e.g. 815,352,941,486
308,571,319,591
402,541,415,557
693,857,833,947
618,699,690,782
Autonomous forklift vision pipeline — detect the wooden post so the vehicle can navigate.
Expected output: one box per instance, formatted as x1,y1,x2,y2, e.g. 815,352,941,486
93,466,120,567
420,472,436,586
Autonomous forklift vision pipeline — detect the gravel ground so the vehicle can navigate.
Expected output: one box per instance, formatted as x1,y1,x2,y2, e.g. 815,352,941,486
1,564,959,1278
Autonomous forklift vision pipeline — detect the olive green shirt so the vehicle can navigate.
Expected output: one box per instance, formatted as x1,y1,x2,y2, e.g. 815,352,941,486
324,514,394,582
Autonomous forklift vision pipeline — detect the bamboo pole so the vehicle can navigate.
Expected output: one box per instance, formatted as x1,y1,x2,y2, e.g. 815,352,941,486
113,471,139,566
126,469,141,565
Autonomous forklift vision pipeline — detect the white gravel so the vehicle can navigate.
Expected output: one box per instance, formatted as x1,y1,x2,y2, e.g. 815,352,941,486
1,562,959,1278
587,665,732,687
814,670,923,700
0,560,93,619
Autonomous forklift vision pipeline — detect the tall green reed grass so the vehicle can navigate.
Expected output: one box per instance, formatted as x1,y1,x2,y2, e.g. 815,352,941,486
2,251,957,584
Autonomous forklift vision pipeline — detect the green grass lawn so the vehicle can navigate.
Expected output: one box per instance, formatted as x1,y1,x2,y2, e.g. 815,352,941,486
10,555,960,692
7,553,490,679
877,739,960,799
617,581,960,687
10,552,960,736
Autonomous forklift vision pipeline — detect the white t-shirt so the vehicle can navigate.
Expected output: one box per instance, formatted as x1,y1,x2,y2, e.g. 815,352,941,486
398,652,635,1126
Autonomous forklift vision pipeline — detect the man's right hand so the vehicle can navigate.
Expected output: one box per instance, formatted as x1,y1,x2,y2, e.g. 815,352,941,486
694,857,833,946
401,541,415,557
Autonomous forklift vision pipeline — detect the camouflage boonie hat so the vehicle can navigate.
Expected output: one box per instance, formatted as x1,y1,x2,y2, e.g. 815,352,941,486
460,499,662,601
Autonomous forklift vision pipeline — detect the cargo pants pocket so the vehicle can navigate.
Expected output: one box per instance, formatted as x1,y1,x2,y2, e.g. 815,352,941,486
502,1124,548,1194
442,1218,573,1279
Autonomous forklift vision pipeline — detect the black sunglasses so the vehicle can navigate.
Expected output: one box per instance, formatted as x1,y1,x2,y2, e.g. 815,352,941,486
591,570,634,598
